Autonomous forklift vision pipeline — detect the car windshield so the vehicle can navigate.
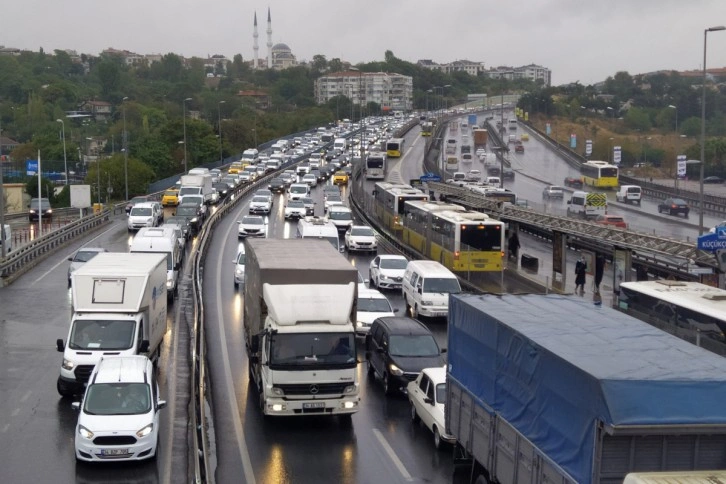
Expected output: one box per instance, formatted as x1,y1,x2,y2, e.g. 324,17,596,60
672,199,687,205
435,383,446,404
302,197,314,205
256,190,272,197
423,277,462,294
270,333,356,368
236,252,246,264
130,197,146,204
327,195,342,202
252,196,268,203
176,206,196,217
358,297,392,313
179,187,200,196
350,227,374,237
166,217,186,226
84,383,151,416
291,186,307,194
242,217,264,225
184,196,203,205
389,334,440,357
607,217,624,222
288,201,304,208
68,319,136,351
164,191,177,197
74,250,103,263
380,258,407,270
329,211,351,221
130,207,152,216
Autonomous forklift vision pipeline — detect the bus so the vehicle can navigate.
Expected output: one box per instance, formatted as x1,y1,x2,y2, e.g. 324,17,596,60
402,200,505,273
373,182,429,234
386,138,405,157
618,280,726,357
421,122,433,137
365,151,387,180
581,161,619,188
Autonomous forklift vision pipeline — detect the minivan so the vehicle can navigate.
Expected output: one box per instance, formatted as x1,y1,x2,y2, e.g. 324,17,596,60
402,261,461,319
616,185,642,205
567,191,607,219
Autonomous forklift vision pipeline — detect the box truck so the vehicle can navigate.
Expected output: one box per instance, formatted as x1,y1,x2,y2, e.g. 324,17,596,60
56,252,168,397
447,294,726,484
179,174,216,204
244,238,360,418
473,129,488,150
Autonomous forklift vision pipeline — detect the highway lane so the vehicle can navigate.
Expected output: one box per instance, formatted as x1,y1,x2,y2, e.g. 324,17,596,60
203,165,460,484
0,212,191,484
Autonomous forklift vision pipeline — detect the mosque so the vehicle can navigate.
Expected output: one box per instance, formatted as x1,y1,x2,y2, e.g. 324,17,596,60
252,8,297,70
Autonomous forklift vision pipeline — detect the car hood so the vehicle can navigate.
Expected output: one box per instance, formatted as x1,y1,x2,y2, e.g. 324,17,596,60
79,411,154,434
390,354,446,374
349,235,376,244
379,268,405,279
357,310,395,325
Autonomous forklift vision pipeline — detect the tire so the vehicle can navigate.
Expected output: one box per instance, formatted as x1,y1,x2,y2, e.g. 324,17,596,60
383,373,394,396
405,297,412,316
234,281,239,289
339,414,353,428
57,377,76,398
258,389,267,416
367,361,376,381
410,403,420,423
434,426,443,450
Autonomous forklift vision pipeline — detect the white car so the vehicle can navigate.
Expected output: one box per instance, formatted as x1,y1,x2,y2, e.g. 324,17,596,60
324,194,344,213
237,215,267,238
127,202,161,232
355,288,396,336
288,183,310,201
73,356,166,462
284,200,307,219
466,170,482,182
344,225,377,253
326,206,353,232
301,173,318,187
407,366,455,450
233,245,246,288
249,196,271,214
369,254,408,290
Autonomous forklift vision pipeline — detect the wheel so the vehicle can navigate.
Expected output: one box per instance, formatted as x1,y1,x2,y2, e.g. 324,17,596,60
434,426,443,450
57,377,75,398
383,373,394,396
410,403,420,423
369,272,376,289
367,361,375,381
405,297,412,316
258,388,267,416
412,304,419,319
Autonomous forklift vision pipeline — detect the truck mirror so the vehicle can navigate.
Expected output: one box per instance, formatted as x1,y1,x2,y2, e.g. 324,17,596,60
393,308,400,313
250,334,260,353
56,338,65,352
139,339,150,353
440,348,447,354
174,262,181,270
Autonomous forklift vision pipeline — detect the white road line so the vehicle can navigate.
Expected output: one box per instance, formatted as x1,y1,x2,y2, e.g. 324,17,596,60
20,391,31,403
372,428,413,481
30,221,122,286
214,203,256,484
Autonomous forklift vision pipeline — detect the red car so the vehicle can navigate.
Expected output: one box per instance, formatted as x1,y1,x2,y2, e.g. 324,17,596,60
595,214,627,229
564,177,583,188
515,144,524,153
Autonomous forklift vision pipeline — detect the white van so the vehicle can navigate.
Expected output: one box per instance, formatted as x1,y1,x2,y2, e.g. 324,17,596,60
288,183,310,201
616,185,642,205
130,227,182,300
402,260,461,318
188,167,210,176
567,190,607,219
0,224,12,254
241,148,260,164
296,216,342,252
334,138,348,152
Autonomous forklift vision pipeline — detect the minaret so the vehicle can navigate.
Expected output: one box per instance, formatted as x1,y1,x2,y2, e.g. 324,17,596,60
253,12,259,69
266,7,272,69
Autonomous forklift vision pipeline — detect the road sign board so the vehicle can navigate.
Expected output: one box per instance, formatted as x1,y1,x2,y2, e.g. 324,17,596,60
420,173,441,182
26,160,38,175
697,232,726,251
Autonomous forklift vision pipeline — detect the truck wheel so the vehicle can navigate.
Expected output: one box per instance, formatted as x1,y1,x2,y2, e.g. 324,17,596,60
234,281,239,289
410,403,420,423
57,378,75,398
258,391,267,416
369,272,376,289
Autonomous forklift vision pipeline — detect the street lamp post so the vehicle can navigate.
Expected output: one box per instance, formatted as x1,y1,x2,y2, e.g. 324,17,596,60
218,100,225,163
251,129,257,148
608,137,614,163
182,97,192,173
668,104,680,190
87,137,100,205
122,97,129,201
56,119,67,185
700,26,725,235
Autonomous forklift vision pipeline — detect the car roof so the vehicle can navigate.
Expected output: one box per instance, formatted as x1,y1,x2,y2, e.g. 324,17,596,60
373,316,432,335
378,254,407,261
92,356,150,384
132,202,157,208
76,247,107,254
358,288,388,300
421,366,447,384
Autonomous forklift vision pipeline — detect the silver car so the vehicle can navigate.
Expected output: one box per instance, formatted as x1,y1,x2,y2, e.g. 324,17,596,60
233,245,246,288
68,247,108,286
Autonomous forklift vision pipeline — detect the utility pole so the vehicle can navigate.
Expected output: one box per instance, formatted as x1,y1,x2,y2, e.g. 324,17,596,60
0,116,5,258
122,97,129,201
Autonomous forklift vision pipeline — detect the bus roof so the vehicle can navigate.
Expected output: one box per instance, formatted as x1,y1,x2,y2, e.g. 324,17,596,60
620,280,726,321
435,210,497,223
403,200,466,214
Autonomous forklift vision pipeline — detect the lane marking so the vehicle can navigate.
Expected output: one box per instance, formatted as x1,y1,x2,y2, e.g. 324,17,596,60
372,428,413,481
30,220,123,286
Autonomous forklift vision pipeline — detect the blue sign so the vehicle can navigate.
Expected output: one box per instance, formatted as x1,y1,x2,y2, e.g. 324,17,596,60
420,173,441,183
26,159,38,175
697,231,726,251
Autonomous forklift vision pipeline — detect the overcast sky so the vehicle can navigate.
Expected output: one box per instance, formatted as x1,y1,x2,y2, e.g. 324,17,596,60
4,0,726,86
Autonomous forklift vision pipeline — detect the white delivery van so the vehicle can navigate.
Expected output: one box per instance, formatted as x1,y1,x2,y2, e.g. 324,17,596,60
297,216,342,252
334,138,348,152
288,183,310,201
567,190,607,219
188,167,210,176
402,260,461,319
616,184,642,205
241,148,259,164
130,226,182,300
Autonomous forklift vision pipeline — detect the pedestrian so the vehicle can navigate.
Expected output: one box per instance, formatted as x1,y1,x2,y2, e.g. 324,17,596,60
594,254,605,294
575,256,587,295
508,232,520,261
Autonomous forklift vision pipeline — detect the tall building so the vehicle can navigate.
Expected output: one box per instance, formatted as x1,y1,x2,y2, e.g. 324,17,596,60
314,71,413,112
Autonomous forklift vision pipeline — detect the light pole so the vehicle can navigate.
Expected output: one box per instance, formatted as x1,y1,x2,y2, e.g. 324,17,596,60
122,97,129,201
700,26,725,235
87,137,100,205
251,128,257,148
182,97,192,173
0,116,5,258
668,104,679,189
608,137,614,163
218,100,225,163
56,119,67,185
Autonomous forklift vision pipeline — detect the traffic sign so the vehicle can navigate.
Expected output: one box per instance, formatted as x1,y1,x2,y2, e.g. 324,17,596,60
697,232,726,251
419,173,441,183
26,159,38,175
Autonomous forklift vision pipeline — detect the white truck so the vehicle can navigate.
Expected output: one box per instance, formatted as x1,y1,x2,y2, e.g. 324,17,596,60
56,252,168,397
130,226,182,300
179,174,215,205
244,238,360,419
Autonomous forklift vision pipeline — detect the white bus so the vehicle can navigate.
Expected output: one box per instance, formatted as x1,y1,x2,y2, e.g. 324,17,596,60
618,280,726,357
365,151,387,180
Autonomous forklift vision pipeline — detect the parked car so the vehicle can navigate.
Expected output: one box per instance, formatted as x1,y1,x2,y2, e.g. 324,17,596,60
365,317,446,395
658,198,689,217
595,214,627,229
564,177,583,189
542,185,565,198
67,247,108,286
703,176,724,184
408,367,456,450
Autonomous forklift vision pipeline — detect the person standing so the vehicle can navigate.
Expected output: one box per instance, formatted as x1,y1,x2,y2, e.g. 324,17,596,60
508,232,520,262
594,254,605,295
575,256,587,295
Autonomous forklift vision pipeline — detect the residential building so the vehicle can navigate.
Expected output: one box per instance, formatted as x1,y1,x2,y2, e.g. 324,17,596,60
314,71,413,111
79,101,112,121
484,64,552,86
417,59,486,76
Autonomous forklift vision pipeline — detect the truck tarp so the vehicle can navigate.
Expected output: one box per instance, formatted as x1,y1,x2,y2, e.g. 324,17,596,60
448,294,726,483
263,282,355,326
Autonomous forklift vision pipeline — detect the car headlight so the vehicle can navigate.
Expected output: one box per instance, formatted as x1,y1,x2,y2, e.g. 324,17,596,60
136,424,153,438
422,300,434,306
29,209,36,214
389,363,404,376
191,217,198,223
78,425,94,440
62,358,75,370
166,280,173,289
47,209,53,213
235,268,244,276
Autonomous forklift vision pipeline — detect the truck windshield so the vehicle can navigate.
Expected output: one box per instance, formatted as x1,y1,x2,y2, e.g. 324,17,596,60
84,382,151,416
69,319,136,350
179,187,201,196
270,333,356,369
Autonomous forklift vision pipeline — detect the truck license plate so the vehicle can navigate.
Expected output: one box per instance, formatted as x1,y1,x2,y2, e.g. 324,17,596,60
101,448,129,456
303,402,325,409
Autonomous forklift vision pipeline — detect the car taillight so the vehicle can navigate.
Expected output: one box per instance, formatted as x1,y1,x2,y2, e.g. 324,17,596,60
672,204,677,208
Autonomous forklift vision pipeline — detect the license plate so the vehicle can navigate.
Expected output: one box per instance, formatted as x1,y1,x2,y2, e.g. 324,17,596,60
303,402,325,409
101,448,129,456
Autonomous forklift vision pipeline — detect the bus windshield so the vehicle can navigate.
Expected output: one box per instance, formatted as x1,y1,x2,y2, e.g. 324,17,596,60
601,167,618,177
461,224,503,251
367,158,384,169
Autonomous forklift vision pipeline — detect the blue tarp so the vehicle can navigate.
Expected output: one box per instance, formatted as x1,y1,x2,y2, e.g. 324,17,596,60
448,294,726,484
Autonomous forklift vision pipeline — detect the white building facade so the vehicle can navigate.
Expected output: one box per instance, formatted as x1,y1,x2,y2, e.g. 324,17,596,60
315,71,413,111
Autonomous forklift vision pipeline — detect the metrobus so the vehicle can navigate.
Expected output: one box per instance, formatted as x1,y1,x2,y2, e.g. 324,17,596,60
421,122,433,137
386,138,405,157
402,200,505,273
365,151,387,180
618,280,726,357
581,161,619,188
373,182,429,234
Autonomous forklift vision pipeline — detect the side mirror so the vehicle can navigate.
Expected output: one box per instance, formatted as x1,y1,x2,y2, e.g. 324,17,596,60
157,400,167,410
393,308,400,313
174,263,181,270
71,402,81,411
68,257,73,261
56,338,65,352
417,286,423,294
139,339,150,353
441,348,448,354
567,200,571,205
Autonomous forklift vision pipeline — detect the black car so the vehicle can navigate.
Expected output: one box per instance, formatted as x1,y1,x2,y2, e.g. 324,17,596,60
212,182,230,200
28,198,53,221
301,197,316,216
175,203,202,234
487,166,501,177
502,167,515,180
658,198,689,217
703,176,724,184
564,177,583,189
365,317,446,396
268,177,286,193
